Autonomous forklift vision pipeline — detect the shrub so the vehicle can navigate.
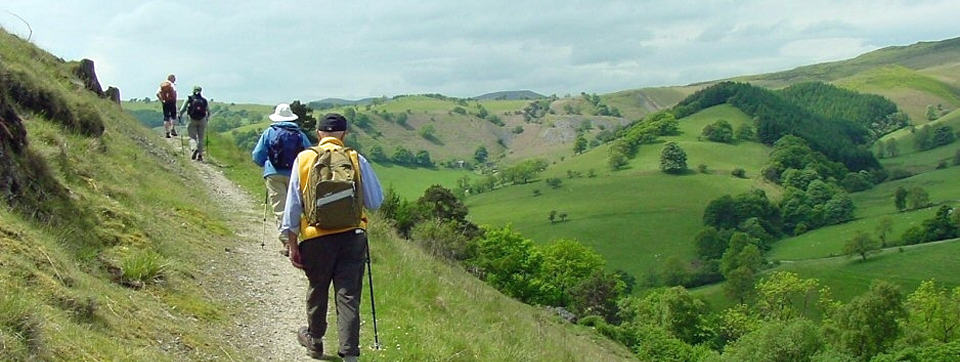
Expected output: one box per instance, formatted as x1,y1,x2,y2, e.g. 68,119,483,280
697,164,708,174
887,168,914,181
410,219,476,261
731,168,746,178
701,120,734,143
937,160,948,169
546,177,562,189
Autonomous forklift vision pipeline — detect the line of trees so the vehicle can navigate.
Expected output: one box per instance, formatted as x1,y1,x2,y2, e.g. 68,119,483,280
673,81,885,171
608,111,680,170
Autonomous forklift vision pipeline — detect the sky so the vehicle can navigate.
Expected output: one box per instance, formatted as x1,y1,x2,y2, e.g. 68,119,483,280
2,0,959,104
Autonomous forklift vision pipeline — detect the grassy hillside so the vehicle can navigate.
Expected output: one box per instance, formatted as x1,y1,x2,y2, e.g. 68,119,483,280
771,164,960,261
0,29,243,360
204,115,637,361
696,144,960,309
6,29,636,360
694,238,960,311
354,219,635,361
468,105,773,281
833,65,960,122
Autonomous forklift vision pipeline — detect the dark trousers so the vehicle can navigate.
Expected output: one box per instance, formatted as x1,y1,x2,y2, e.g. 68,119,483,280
300,229,367,357
161,101,177,121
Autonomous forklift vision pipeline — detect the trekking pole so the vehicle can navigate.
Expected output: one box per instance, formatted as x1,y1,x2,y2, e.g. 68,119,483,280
364,237,382,350
261,189,268,250
178,117,184,156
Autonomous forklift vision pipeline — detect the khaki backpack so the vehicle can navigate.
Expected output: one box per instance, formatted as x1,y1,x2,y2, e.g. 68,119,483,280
303,144,364,230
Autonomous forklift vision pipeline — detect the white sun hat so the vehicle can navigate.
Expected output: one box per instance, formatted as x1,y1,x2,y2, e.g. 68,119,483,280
269,103,299,122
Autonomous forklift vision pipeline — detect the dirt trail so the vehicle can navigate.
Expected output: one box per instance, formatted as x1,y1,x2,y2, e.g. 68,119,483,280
173,139,335,361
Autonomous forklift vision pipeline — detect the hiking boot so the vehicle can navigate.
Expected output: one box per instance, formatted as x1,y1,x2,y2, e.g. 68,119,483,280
190,150,197,160
196,154,203,162
170,129,178,136
165,132,171,138
297,326,323,358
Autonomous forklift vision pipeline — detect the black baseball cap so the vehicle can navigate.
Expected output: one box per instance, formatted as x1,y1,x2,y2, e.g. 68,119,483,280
319,113,347,132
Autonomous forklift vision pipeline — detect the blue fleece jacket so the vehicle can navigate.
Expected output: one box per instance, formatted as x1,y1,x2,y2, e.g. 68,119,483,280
251,122,313,177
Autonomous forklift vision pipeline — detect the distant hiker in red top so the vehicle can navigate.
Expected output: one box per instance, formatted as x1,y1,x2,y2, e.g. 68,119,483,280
156,74,178,138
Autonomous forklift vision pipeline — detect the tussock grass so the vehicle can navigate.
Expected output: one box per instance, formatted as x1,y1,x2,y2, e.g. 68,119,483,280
120,249,168,287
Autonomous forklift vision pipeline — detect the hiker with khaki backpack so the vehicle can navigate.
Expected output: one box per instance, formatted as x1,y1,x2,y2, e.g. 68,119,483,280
252,104,313,254
178,86,210,161
156,74,179,138
281,113,383,361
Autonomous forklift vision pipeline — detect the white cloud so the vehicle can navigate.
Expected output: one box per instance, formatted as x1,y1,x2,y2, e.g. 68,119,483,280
3,0,960,103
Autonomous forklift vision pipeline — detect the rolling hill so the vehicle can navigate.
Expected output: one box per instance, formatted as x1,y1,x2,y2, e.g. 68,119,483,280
467,104,774,281
473,90,545,100
1,28,636,360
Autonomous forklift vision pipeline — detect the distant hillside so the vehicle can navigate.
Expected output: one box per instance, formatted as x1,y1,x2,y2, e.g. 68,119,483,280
308,97,380,109
742,36,960,87
473,90,545,100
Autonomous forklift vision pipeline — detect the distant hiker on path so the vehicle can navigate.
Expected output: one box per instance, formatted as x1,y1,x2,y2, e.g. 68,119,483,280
178,86,209,161
252,104,312,254
156,74,178,138
281,113,383,361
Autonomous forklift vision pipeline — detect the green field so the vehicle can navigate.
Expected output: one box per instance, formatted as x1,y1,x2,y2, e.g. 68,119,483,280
469,105,773,280
373,163,475,200
776,239,960,301
771,165,960,260
694,238,960,311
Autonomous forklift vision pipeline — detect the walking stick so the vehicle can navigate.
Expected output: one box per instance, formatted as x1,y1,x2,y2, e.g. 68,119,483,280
261,189,268,250
365,237,382,350
178,117,184,156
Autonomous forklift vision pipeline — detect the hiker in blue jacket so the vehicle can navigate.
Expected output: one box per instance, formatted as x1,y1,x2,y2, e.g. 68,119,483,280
252,103,313,255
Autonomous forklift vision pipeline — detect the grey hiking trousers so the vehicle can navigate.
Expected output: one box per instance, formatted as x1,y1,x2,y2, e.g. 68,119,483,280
300,229,367,357
187,118,207,155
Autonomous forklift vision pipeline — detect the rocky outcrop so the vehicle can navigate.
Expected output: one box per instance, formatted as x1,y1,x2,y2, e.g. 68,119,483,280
73,58,103,96
0,91,28,205
105,86,121,106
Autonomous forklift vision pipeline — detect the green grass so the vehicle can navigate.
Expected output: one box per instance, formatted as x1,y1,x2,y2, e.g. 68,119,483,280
342,219,636,360
374,163,476,200
469,105,773,281
771,164,960,260
0,28,244,360
693,239,960,310
206,131,268,197
834,65,960,122
875,109,960,173
119,249,168,285
776,239,960,301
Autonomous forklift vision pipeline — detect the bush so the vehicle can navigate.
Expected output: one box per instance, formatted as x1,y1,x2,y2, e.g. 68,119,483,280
701,120,734,143
410,219,476,261
545,177,562,189
697,164,708,173
937,160,948,169
887,168,914,181
731,168,746,178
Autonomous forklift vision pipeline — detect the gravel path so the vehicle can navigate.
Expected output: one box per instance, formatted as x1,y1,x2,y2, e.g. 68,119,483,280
180,148,338,361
